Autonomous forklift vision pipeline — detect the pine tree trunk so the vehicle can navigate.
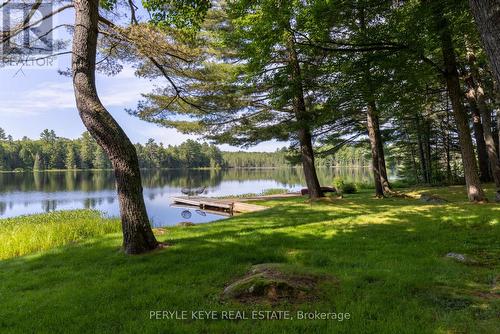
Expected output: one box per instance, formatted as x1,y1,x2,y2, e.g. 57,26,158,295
370,102,391,192
474,86,500,201
402,126,419,183
478,105,500,201
423,119,432,183
493,112,499,157
298,128,323,198
367,104,384,197
495,81,500,157
358,6,389,195
416,116,429,183
497,111,500,156
466,49,492,182
469,0,500,87
437,14,486,201
444,95,452,183
287,34,323,199
72,0,158,253
467,94,491,182
467,49,500,200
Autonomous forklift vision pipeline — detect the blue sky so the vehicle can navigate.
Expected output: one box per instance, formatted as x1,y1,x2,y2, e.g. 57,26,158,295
0,4,284,152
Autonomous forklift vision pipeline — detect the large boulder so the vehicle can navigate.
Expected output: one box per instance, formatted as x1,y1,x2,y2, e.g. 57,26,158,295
420,193,448,204
222,263,336,303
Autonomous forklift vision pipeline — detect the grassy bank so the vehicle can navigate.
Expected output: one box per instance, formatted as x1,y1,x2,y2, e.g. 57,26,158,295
0,210,120,260
0,186,499,333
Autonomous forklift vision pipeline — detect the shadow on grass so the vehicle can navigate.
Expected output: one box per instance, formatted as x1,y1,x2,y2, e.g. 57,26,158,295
0,197,499,334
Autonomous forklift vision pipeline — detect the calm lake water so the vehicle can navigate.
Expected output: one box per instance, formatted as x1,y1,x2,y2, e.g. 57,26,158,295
0,168,373,226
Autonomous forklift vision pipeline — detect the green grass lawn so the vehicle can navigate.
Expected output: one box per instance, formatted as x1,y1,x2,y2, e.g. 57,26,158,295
0,186,499,333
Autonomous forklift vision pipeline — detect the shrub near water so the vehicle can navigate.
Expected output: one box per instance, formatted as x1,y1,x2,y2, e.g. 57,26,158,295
333,177,357,194
0,210,120,260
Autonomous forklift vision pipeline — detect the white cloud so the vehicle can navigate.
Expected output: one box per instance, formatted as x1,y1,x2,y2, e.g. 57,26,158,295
0,81,74,115
143,126,195,146
98,78,155,107
219,141,287,152
0,67,155,116
0,65,288,151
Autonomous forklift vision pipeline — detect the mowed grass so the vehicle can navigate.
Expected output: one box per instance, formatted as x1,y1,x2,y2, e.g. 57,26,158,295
0,186,499,333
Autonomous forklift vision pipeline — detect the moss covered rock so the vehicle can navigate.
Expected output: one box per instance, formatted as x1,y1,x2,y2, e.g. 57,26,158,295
222,263,336,303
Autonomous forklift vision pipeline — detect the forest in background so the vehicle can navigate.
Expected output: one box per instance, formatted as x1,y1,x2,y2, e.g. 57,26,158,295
0,128,276,170
0,128,371,171
0,128,372,171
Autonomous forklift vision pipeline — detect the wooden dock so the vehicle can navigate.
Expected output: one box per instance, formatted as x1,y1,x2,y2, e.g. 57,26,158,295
171,196,267,214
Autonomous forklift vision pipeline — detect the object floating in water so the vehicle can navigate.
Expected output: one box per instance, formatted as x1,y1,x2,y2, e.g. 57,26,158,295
195,209,207,216
181,186,207,196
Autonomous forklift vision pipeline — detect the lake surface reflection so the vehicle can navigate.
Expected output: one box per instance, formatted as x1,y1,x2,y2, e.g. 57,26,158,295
0,168,373,226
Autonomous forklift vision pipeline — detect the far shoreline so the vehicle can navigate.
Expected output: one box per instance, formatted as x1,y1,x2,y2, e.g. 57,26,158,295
0,165,372,174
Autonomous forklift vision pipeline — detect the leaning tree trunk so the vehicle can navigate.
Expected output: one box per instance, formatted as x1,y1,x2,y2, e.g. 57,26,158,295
72,0,158,253
469,0,500,88
437,14,486,201
287,33,323,199
367,103,384,197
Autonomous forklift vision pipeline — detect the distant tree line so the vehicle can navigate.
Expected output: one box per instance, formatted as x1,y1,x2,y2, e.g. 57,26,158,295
222,150,290,168
224,146,371,168
0,129,112,171
315,146,371,168
0,128,375,171
0,129,225,170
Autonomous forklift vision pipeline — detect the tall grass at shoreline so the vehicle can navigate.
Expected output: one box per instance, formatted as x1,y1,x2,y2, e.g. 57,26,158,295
0,210,120,260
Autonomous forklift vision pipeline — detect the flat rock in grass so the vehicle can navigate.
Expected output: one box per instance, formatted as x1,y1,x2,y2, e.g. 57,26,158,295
445,252,486,266
222,263,336,304
446,252,467,262
420,194,448,204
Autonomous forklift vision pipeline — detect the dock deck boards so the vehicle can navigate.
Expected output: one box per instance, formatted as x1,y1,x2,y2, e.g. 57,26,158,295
171,196,267,214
